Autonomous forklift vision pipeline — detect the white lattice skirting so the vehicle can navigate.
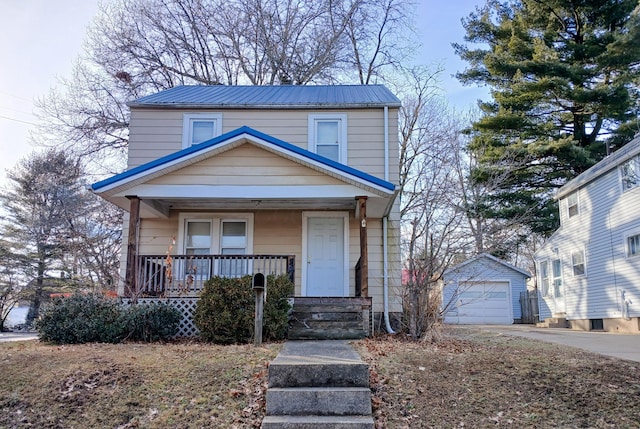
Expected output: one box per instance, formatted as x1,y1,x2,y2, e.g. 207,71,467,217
121,298,200,337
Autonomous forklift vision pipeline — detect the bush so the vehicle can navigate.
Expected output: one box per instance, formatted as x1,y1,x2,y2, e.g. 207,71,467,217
195,274,294,344
263,274,294,341
36,293,182,344
37,294,124,344
122,302,182,342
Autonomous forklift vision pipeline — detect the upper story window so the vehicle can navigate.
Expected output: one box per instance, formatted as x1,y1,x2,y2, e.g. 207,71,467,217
627,233,640,257
182,113,222,148
308,113,347,163
571,250,586,277
566,192,579,218
620,154,640,192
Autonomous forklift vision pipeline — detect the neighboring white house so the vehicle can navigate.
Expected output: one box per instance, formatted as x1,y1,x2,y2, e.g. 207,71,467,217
535,135,640,332
442,253,531,325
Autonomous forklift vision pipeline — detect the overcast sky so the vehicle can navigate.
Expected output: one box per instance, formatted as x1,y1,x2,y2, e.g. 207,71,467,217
0,0,487,186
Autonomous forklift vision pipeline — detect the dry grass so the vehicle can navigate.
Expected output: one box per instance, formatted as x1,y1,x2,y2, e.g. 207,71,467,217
0,340,280,428
357,327,640,429
2,328,640,428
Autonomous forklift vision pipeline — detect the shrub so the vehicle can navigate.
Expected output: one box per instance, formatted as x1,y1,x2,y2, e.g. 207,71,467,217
122,302,182,342
263,274,294,341
195,274,294,344
37,293,124,344
37,294,182,344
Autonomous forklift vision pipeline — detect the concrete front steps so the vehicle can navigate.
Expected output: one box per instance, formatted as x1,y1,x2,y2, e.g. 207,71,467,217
261,340,374,429
537,314,570,328
288,297,372,340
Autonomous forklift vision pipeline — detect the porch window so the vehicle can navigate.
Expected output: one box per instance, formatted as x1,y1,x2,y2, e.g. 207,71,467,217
627,233,640,257
539,261,550,297
308,113,347,163
620,155,640,192
566,193,579,218
185,221,212,280
220,221,248,277
551,258,562,298
571,250,586,277
182,113,222,148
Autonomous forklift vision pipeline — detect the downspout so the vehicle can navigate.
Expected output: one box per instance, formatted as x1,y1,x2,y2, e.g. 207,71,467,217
383,105,396,334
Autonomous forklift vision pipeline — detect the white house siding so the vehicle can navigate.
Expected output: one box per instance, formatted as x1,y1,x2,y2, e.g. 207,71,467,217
127,108,398,183
442,256,529,324
536,158,640,330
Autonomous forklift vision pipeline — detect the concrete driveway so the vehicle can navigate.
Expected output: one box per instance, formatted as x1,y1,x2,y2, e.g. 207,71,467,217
469,324,640,363
0,332,38,343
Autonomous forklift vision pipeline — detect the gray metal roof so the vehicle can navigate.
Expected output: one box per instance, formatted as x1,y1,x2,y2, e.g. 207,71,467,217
127,84,402,109
556,135,640,199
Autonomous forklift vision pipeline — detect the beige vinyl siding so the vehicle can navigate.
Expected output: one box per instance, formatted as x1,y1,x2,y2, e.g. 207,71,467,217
119,208,393,312
146,144,346,187
127,107,400,186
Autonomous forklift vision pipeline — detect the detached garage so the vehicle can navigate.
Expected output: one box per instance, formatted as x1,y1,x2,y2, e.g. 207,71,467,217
442,254,531,325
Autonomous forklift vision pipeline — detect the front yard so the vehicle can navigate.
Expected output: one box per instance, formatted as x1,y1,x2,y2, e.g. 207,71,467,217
1,327,639,428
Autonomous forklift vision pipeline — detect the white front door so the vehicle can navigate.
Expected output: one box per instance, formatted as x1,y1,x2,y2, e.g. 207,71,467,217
306,216,345,297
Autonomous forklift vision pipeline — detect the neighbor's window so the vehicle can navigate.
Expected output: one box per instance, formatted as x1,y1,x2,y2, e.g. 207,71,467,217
308,113,347,163
182,113,222,148
627,233,640,257
551,258,563,297
566,193,579,218
620,155,640,192
571,250,586,276
539,261,550,297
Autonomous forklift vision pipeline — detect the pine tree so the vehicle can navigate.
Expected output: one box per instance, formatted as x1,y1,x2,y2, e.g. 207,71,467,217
455,0,640,234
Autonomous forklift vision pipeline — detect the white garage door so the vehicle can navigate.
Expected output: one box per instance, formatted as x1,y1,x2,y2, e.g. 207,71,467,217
444,281,512,325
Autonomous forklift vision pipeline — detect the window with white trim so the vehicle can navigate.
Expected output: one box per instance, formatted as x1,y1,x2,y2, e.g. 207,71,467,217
220,220,248,277
627,233,640,257
620,155,640,192
571,250,586,277
566,192,579,218
539,260,550,297
551,258,563,297
177,213,253,278
308,113,347,163
182,113,222,148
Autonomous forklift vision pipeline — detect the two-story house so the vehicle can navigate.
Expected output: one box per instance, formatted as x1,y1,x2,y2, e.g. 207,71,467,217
535,135,640,332
91,85,403,336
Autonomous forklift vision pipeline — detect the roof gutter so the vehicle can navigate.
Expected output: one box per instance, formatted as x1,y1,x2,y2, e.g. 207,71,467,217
126,102,402,110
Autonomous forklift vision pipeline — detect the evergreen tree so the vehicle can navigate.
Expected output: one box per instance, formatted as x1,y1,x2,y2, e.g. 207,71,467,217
0,150,88,324
455,0,640,234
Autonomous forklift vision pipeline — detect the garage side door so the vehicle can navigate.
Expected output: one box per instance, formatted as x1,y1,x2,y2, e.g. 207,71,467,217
444,281,513,325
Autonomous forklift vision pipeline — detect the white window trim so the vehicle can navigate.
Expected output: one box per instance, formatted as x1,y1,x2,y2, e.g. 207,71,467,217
182,113,223,148
301,211,349,297
538,260,550,297
570,248,587,278
620,154,640,193
624,229,640,258
566,192,579,219
177,212,254,255
308,113,348,163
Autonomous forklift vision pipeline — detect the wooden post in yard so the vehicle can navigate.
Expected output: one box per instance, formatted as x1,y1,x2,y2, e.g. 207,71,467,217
125,196,140,300
356,196,368,298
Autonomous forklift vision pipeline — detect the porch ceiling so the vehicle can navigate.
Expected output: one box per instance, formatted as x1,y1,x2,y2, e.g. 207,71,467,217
106,193,395,219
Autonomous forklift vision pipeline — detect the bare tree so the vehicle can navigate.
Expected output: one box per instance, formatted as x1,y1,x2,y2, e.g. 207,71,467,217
34,0,416,171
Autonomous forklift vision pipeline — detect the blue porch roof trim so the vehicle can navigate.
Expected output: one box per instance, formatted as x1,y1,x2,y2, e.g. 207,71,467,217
91,126,396,192
128,85,401,108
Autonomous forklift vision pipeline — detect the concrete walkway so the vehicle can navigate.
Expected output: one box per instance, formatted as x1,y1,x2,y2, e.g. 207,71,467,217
468,325,640,363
